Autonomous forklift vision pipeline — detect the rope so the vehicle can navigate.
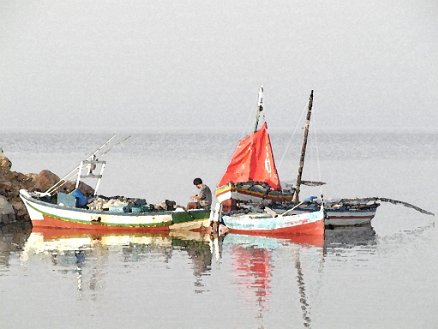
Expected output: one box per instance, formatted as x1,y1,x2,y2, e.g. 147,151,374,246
277,101,307,173
311,112,324,198
98,135,131,157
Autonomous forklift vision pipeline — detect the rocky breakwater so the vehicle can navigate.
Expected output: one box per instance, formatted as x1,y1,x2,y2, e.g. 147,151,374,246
0,151,93,224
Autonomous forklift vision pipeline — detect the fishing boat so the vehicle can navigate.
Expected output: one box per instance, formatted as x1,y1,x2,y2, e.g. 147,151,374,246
20,189,211,232
273,196,380,227
19,136,211,233
215,88,380,226
220,204,325,237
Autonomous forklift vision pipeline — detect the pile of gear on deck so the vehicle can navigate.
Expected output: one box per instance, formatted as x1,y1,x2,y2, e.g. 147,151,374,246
57,188,178,213
86,195,177,212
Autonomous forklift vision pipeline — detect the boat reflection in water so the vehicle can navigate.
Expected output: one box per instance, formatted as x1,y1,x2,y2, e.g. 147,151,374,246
323,224,377,256
16,224,381,328
220,227,379,328
222,232,324,328
21,227,213,292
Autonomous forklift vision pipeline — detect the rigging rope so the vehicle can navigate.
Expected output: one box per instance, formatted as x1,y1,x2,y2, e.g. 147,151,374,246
277,101,307,173
311,111,324,198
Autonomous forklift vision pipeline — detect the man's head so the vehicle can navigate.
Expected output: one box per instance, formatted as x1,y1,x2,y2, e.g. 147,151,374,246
193,178,203,188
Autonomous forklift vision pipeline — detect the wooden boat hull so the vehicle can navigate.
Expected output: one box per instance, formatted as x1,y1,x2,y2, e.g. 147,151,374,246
323,209,377,226
293,204,379,227
221,208,324,236
20,189,210,232
216,183,293,206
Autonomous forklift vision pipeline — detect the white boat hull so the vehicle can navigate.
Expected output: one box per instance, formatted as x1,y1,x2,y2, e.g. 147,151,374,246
19,189,210,232
222,208,325,236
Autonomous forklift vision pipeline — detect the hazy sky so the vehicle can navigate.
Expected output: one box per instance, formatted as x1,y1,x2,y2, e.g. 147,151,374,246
1,0,437,133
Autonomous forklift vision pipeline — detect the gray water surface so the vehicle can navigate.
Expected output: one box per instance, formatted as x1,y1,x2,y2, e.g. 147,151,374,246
0,131,436,329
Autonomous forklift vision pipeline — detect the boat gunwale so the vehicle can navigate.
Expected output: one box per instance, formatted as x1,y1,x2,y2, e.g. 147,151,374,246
221,208,325,231
20,189,208,217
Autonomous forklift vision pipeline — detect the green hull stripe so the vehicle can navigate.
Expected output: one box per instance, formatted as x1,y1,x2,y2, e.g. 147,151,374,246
27,200,209,228
28,202,170,227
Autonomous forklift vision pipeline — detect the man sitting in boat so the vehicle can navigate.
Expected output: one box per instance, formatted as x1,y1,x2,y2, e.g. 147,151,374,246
191,178,212,210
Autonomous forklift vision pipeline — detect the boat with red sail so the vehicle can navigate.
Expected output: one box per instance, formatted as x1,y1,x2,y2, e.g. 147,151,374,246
215,87,379,227
215,87,294,210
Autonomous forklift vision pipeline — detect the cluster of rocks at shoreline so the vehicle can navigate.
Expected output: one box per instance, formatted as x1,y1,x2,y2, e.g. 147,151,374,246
0,151,93,225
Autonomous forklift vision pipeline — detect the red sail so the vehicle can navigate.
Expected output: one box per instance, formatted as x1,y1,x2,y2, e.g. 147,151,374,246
218,122,281,190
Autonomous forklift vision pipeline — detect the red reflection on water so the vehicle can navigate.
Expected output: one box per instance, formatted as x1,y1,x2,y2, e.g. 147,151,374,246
234,247,271,298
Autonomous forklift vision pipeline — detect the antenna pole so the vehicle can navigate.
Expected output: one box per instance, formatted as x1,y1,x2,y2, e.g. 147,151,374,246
254,86,264,132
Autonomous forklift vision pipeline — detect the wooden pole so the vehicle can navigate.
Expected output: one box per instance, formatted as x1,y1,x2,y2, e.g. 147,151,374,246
293,90,314,203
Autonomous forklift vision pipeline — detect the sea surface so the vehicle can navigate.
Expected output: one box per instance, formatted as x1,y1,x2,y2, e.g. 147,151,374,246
0,130,437,329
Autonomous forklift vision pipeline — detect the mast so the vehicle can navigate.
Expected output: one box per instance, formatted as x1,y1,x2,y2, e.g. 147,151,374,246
292,90,314,203
254,86,264,132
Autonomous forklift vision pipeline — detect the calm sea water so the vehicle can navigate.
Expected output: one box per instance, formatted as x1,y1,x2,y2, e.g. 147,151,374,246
1,130,437,329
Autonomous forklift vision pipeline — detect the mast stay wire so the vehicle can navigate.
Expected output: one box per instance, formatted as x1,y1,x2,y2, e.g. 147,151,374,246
310,108,324,198
277,101,307,176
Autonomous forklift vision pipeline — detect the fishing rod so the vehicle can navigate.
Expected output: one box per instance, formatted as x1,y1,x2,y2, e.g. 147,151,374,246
44,134,127,195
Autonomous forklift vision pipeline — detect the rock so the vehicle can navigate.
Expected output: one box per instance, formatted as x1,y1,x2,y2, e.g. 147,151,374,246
0,154,12,174
0,196,16,224
0,180,12,194
60,181,94,197
33,170,60,192
77,182,95,196
0,152,94,223
12,199,28,219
